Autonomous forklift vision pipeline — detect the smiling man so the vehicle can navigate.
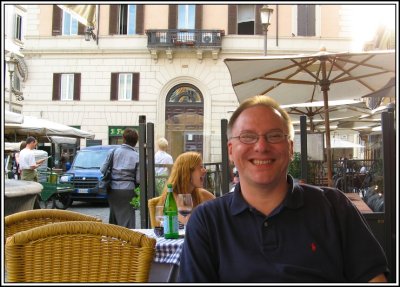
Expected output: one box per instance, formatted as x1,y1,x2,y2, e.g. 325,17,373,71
179,95,388,283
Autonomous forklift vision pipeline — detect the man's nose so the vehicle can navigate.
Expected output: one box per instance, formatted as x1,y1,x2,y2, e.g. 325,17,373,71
254,135,271,150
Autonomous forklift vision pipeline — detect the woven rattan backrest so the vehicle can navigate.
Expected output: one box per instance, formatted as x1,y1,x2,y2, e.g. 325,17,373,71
4,209,102,240
148,196,163,228
5,221,156,282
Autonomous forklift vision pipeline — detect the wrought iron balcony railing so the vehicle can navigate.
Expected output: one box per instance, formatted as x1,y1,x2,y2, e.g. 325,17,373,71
146,29,224,49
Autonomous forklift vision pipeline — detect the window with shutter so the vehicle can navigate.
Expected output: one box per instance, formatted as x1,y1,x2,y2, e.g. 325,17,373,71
237,5,256,35
110,73,139,101
297,5,315,36
117,4,138,35
52,73,81,101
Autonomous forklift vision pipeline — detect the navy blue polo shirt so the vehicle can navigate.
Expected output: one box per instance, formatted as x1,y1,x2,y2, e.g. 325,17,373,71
179,176,388,283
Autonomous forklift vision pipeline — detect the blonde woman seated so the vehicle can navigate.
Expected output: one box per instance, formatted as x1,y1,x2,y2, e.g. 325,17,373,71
148,151,215,228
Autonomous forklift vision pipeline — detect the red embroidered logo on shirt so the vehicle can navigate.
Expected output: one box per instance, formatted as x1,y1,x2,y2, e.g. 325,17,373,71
311,242,317,252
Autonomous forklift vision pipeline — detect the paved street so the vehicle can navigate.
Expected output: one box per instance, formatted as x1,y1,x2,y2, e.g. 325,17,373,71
67,201,141,228
67,201,110,223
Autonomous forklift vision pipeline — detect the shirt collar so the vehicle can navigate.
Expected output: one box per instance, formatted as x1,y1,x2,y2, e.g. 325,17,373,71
121,144,136,151
230,175,304,216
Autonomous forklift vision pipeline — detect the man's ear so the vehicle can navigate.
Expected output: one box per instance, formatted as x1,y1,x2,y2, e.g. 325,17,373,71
228,141,234,162
289,140,294,161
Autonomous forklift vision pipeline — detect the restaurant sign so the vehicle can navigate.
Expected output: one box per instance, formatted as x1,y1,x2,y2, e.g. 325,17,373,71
109,126,138,137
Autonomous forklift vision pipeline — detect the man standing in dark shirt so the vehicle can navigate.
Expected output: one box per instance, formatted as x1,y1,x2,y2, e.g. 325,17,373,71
179,95,388,283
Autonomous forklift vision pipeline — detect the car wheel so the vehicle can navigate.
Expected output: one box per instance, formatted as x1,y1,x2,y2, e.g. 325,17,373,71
53,193,73,210
39,198,55,209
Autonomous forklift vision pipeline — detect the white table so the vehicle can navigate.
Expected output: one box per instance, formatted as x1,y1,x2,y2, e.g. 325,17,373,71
134,229,184,282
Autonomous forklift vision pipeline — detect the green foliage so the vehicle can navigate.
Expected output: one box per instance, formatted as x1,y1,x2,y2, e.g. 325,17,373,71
155,177,167,196
129,186,141,209
288,152,302,179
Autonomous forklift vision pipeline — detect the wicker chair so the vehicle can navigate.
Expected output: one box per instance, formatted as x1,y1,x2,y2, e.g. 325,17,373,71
5,221,156,282
148,196,163,228
5,209,102,240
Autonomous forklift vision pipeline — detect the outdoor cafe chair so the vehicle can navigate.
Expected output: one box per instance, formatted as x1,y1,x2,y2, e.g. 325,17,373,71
148,196,163,228
5,221,156,282
4,209,101,241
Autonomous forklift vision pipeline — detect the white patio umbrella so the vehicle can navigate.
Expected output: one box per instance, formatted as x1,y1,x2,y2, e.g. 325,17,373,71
282,99,372,132
5,112,95,139
5,110,24,124
362,77,395,99
224,49,395,186
330,138,365,149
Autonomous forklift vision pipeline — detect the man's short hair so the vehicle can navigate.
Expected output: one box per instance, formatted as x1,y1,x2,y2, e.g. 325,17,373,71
25,136,37,145
123,128,139,147
227,95,294,140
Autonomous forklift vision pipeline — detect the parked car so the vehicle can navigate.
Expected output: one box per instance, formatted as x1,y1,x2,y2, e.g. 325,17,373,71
59,145,119,206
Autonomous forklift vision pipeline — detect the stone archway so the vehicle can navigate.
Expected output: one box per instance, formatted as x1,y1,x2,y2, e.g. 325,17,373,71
165,84,204,159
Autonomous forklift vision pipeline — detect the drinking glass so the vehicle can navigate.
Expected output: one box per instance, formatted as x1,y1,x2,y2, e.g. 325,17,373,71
177,194,193,231
155,205,165,227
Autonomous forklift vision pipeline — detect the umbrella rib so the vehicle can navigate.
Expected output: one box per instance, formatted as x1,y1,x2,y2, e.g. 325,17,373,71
332,71,392,94
289,57,323,103
290,58,320,81
259,58,321,95
330,55,394,91
232,61,303,87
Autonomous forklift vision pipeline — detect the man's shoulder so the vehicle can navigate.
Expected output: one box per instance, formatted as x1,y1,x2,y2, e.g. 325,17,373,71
296,183,347,207
119,145,138,153
19,148,31,157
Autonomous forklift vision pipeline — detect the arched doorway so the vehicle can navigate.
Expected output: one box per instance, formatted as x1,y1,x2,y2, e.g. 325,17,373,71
165,84,204,160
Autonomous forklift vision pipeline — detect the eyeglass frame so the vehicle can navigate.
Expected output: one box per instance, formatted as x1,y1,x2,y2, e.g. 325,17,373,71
230,130,289,144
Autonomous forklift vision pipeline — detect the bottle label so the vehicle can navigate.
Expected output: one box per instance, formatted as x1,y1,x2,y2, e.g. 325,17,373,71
163,214,178,236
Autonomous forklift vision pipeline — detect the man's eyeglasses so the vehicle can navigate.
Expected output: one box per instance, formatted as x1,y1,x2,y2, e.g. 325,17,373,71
230,131,289,144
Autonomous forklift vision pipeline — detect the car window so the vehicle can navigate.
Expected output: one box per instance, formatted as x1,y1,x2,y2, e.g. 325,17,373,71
72,150,111,168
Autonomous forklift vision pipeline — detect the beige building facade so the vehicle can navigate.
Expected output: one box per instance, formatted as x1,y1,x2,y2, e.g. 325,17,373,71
15,4,363,162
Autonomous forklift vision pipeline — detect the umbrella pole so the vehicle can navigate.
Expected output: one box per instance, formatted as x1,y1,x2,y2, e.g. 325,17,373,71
322,92,333,187
320,63,333,187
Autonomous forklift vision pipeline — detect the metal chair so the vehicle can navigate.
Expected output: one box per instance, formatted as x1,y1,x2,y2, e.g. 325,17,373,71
4,209,102,240
5,221,156,282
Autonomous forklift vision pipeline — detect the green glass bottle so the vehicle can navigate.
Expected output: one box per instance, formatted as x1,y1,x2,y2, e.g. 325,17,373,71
163,183,179,239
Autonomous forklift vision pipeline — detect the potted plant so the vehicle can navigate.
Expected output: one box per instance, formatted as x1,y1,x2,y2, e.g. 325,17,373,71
129,186,141,209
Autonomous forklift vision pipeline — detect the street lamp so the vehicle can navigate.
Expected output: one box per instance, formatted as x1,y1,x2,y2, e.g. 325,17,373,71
260,5,273,56
84,26,96,41
7,53,17,111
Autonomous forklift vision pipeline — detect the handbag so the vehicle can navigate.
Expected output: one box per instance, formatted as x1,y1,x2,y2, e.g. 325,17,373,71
98,149,116,195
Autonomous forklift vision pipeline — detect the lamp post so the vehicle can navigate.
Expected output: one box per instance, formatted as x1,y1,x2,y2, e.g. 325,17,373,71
260,5,274,56
84,26,96,41
7,53,17,111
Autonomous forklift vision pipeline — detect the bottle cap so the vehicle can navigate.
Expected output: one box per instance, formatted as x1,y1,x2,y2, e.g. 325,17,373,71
167,183,172,188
